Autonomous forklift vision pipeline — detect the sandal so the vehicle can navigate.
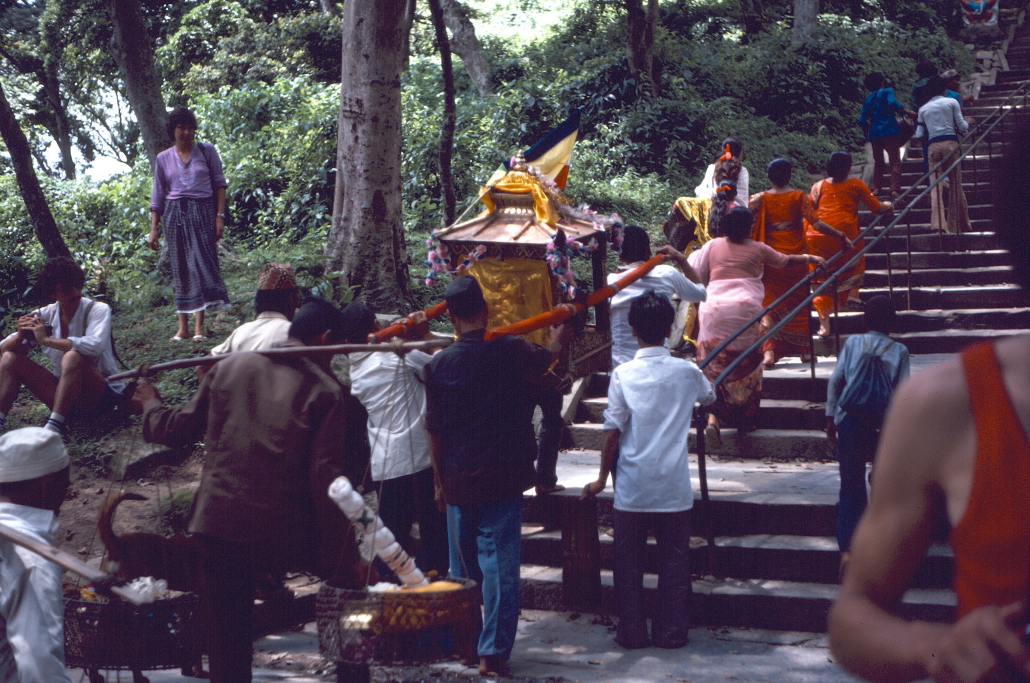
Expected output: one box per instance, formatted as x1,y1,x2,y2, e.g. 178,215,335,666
170,335,187,342
192,334,207,342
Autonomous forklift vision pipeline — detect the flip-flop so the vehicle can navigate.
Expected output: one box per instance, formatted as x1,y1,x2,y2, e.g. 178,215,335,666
170,335,187,342
535,484,566,495
192,334,207,342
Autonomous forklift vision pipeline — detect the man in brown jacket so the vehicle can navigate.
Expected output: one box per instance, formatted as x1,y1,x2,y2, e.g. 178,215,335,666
133,298,369,683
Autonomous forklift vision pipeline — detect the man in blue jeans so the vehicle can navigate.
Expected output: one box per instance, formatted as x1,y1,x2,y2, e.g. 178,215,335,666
825,295,909,568
425,275,568,676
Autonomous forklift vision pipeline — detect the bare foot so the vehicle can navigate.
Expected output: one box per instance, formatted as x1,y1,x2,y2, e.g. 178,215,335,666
818,316,831,337
762,350,776,368
479,655,510,677
535,484,566,495
705,416,722,449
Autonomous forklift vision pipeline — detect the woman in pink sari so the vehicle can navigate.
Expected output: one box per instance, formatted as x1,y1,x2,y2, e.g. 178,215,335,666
689,207,826,446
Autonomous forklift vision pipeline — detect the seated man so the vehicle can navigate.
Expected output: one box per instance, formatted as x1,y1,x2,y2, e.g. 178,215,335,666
583,291,715,649
608,225,706,368
341,303,448,580
0,257,123,434
0,427,72,683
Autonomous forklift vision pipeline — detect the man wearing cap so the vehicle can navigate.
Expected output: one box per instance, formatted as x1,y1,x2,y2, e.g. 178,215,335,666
210,262,298,355
340,303,449,581
424,275,569,677
941,69,972,109
133,299,369,683
0,427,72,683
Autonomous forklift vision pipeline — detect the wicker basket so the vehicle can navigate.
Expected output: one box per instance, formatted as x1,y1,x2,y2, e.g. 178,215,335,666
63,593,203,673
316,579,478,665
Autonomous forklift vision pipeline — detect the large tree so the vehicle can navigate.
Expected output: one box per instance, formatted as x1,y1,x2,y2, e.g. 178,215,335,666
102,0,168,168
0,80,69,259
439,0,492,96
428,0,457,226
326,0,414,309
792,0,818,45
625,0,659,97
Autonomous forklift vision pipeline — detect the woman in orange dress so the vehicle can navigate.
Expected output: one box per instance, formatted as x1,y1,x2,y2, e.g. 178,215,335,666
750,158,851,367
806,151,893,337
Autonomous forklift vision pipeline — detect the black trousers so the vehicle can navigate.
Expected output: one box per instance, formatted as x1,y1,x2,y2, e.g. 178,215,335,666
375,467,449,579
613,508,692,648
197,535,255,683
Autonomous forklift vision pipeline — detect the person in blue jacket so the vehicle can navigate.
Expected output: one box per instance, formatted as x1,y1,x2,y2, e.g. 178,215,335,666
859,72,916,200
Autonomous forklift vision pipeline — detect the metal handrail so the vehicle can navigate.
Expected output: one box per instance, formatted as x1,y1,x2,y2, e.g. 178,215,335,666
692,76,1030,576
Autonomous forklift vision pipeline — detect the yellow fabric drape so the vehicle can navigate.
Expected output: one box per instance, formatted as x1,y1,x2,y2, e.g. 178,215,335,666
468,257,553,347
673,196,713,250
478,171,558,227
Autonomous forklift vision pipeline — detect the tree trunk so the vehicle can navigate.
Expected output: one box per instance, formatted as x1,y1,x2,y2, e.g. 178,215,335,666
0,81,70,260
102,0,168,170
439,0,493,96
625,0,659,97
792,0,819,46
428,0,457,226
326,0,412,309
319,0,339,17
42,62,76,180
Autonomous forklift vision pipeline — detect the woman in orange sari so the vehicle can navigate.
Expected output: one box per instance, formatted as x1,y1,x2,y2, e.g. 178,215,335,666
750,158,851,367
806,151,893,337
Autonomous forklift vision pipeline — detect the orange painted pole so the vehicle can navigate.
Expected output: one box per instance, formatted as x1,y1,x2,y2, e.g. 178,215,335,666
484,254,667,341
368,301,449,343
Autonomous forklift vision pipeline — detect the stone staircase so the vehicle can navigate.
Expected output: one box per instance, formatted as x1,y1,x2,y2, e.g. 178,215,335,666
513,14,1030,634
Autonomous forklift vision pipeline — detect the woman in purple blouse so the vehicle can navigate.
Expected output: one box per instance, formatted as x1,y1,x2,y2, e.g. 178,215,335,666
149,108,229,341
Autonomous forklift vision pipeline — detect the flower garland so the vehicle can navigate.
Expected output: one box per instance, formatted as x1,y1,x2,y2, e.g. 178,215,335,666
546,231,599,299
424,234,487,287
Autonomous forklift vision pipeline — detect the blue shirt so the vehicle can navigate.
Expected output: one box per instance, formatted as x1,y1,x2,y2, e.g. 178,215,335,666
859,88,904,141
826,331,910,425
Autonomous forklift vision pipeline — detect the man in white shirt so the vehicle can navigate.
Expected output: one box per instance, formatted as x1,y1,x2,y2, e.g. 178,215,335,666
916,76,973,233
209,262,298,356
0,427,72,683
0,258,122,435
341,302,448,579
583,291,715,650
608,225,706,367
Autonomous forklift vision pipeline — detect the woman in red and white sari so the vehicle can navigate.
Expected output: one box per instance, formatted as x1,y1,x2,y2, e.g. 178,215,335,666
689,207,826,446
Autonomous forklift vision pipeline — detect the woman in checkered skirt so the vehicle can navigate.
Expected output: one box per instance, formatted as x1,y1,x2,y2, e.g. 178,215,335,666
148,107,229,342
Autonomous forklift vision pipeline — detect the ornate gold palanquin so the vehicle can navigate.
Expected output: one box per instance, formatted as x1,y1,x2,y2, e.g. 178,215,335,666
435,163,612,373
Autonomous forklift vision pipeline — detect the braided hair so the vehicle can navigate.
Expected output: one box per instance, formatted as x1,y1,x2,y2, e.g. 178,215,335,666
707,179,737,238
713,138,742,184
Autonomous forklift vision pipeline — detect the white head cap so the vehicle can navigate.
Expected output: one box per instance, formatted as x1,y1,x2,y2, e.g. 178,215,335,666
0,428,69,483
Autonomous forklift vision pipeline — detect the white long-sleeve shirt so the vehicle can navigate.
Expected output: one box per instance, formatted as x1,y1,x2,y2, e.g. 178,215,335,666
694,164,750,207
2,298,123,392
0,503,72,683
608,264,706,368
915,95,969,142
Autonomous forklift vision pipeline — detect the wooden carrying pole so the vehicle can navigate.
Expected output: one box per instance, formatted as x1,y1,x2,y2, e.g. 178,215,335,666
105,340,453,383
368,301,449,343
0,521,148,604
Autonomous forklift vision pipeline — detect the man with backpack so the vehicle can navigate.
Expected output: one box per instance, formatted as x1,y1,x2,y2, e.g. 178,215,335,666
825,295,909,562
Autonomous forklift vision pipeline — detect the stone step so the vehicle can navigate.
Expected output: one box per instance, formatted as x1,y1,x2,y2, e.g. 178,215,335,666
518,565,955,631
858,203,995,224
821,307,1030,334
864,249,1010,269
812,328,1012,356
578,396,827,430
866,232,1003,253
520,528,955,589
567,423,834,459
861,284,1030,310
863,265,1015,287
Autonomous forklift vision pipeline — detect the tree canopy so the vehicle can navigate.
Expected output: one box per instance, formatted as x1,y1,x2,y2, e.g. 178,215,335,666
0,0,974,314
